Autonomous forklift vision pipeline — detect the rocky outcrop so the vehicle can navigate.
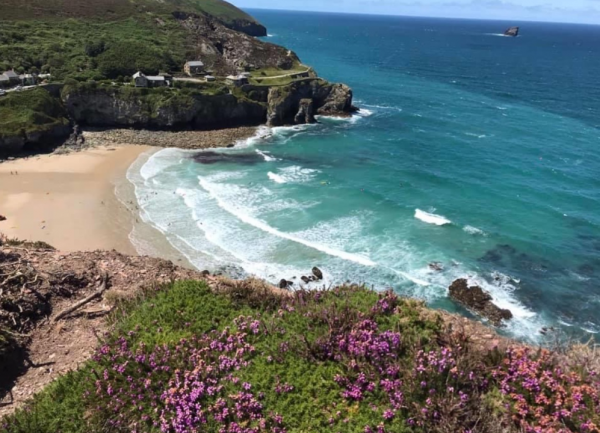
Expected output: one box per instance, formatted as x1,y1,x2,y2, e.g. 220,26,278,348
294,99,315,124
226,19,267,37
267,80,355,126
0,123,71,157
449,279,513,326
504,27,519,37
312,267,323,280
176,12,296,75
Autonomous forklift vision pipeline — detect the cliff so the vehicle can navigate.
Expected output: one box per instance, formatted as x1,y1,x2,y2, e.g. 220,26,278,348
266,80,355,126
0,79,354,156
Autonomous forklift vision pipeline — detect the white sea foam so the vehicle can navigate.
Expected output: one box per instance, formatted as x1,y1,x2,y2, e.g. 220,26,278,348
198,177,377,267
463,225,485,236
268,172,287,183
256,149,278,162
268,166,320,184
362,103,402,112
392,269,431,287
415,209,452,226
233,125,272,148
465,132,487,139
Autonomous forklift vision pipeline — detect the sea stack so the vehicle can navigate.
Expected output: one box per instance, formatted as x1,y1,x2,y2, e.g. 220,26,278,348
504,26,519,37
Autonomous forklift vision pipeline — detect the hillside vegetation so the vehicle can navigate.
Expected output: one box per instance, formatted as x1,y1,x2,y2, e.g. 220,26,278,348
0,0,260,28
0,0,284,83
2,280,599,433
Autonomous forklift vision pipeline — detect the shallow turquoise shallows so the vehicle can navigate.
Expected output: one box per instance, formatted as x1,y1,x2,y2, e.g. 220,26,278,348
128,11,600,341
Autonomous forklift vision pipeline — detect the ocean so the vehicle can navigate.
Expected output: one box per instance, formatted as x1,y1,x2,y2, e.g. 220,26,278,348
126,11,600,341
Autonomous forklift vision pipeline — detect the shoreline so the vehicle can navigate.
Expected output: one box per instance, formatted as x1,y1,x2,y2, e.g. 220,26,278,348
0,145,153,254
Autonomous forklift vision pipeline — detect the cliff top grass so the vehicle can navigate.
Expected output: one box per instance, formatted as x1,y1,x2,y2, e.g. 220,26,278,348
3,279,599,433
0,0,258,27
0,88,67,138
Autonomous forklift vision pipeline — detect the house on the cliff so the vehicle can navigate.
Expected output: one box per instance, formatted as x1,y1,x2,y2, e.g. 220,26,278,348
226,75,249,86
184,60,205,76
19,74,36,86
133,72,169,88
2,70,20,85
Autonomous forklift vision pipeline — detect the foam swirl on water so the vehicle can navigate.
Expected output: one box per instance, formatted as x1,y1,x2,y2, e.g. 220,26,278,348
415,209,452,226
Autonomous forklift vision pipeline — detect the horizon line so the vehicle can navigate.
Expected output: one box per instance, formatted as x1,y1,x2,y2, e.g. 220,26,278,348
244,6,600,27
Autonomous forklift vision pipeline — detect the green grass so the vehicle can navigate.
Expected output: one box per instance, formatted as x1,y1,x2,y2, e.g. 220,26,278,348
0,88,68,138
1,282,442,433
0,0,260,26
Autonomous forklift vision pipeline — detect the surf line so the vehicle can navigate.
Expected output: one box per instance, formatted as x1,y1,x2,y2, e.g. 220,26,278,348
198,177,377,267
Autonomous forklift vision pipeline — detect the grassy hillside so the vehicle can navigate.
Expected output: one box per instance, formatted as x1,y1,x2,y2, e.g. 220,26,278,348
2,281,599,433
0,88,68,138
0,0,259,27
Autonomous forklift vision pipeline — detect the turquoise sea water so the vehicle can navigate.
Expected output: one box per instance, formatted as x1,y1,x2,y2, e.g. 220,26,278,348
128,11,600,341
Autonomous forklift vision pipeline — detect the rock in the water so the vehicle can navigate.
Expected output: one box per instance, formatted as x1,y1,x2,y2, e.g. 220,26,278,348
301,276,310,284
504,26,519,37
312,266,323,280
448,279,513,326
294,99,315,124
279,279,289,289
429,262,444,272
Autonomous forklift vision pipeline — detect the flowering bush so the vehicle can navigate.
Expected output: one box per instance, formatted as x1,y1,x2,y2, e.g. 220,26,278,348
3,282,600,433
494,347,600,433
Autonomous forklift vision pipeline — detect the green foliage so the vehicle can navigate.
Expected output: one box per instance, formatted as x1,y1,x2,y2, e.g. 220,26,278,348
4,370,90,433
0,16,188,80
0,88,68,138
113,281,254,348
97,41,163,78
0,0,260,26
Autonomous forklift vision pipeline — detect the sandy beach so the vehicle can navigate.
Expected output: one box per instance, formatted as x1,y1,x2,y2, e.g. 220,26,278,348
0,146,153,253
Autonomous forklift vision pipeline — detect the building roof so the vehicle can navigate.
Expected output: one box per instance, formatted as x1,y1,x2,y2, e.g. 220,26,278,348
4,70,18,78
186,60,204,67
133,72,145,79
146,76,166,81
0,74,9,82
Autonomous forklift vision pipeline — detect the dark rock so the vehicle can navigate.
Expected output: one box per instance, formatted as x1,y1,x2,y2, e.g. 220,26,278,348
448,279,513,326
279,279,289,289
504,26,519,37
294,99,315,124
429,262,444,272
312,266,323,280
0,215,6,222
301,276,310,284
267,80,354,126
201,270,211,277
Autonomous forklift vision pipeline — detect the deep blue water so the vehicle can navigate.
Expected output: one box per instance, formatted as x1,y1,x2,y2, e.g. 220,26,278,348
129,11,600,341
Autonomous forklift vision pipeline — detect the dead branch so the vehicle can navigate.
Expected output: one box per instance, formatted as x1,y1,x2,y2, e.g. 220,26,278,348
53,274,110,322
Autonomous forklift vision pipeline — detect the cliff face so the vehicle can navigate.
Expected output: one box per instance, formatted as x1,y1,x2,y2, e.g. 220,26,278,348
175,12,296,75
0,80,355,156
62,86,267,130
266,80,355,126
225,18,267,37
